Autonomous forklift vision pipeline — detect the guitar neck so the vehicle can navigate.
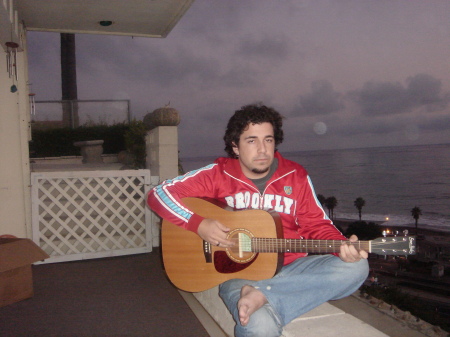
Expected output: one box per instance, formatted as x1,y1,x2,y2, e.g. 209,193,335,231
250,238,370,254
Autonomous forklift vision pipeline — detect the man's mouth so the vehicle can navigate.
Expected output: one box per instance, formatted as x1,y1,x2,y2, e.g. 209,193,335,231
255,157,269,163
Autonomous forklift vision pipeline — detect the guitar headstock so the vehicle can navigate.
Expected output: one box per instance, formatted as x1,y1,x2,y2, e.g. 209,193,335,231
370,236,416,255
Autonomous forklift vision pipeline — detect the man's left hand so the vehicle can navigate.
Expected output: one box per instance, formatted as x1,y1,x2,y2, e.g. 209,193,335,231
339,235,368,262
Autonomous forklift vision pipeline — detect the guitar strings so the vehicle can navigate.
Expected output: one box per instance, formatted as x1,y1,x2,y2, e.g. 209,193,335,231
249,238,409,253
250,238,368,252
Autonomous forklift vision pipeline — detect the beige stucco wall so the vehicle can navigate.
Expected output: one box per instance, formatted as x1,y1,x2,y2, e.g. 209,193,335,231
0,26,32,237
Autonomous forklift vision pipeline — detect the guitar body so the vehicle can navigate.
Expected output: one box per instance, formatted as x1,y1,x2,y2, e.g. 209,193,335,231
162,198,283,292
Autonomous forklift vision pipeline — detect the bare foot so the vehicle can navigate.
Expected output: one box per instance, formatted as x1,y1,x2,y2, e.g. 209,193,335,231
237,285,268,326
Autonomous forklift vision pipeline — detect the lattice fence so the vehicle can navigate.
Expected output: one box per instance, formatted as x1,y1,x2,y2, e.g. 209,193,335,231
31,170,154,263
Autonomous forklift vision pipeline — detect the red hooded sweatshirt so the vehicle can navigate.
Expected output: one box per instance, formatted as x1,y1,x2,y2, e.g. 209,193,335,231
147,152,345,265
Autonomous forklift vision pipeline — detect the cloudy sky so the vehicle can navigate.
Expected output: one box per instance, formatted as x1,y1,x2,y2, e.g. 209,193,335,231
27,0,450,158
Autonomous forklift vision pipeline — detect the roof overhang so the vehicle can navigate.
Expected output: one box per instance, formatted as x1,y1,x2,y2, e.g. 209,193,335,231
14,0,195,38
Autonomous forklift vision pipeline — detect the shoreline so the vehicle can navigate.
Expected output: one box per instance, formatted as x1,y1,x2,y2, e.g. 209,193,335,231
333,219,450,238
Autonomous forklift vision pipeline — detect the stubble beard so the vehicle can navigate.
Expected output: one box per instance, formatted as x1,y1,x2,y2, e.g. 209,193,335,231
251,166,270,175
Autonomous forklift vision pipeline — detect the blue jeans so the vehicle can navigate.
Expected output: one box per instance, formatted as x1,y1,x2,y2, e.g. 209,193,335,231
219,254,369,337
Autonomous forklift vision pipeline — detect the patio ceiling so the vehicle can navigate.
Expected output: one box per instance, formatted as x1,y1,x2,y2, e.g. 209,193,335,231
15,0,195,38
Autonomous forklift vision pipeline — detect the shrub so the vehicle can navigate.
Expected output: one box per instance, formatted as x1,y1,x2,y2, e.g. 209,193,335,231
30,124,128,158
124,120,147,169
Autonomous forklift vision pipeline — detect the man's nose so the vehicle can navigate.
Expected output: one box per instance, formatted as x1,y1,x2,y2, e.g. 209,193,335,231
258,141,267,153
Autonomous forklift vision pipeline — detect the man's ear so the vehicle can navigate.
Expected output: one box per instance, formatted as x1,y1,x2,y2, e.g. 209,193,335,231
232,142,239,156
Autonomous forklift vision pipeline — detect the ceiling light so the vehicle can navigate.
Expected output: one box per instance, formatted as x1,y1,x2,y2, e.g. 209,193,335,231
99,21,113,27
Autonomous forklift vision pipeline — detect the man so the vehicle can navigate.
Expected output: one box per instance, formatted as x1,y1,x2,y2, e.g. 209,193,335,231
147,103,369,337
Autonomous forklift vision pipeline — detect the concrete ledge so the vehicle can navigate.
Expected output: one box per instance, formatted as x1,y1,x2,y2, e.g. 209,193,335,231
188,286,388,337
30,155,123,172
31,154,119,164
179,290,228,337
283,304,388,337
193,286,234,336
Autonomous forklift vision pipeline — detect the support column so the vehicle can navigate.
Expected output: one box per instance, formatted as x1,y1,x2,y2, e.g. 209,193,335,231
146,126,179,182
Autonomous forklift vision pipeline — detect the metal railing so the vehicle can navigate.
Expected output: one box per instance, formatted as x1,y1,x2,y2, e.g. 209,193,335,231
31,99,131,129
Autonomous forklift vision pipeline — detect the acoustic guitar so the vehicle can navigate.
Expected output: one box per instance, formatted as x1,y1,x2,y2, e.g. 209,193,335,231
162,198,416,292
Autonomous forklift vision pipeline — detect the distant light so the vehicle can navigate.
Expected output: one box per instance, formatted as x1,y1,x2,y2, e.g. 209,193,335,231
99,21,113,27
385,217,389,221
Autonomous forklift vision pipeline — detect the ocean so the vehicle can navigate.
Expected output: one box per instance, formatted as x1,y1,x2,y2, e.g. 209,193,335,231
181,143,450,233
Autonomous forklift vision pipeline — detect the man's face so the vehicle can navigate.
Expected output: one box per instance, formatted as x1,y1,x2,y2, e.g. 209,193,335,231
233,122,275,179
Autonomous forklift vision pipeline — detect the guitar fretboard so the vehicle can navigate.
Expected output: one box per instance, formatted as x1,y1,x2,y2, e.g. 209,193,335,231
250,238,371,253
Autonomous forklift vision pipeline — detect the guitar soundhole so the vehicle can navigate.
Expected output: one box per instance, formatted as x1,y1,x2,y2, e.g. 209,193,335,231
214,228,258,274
214,251,257,274
226,229,257,263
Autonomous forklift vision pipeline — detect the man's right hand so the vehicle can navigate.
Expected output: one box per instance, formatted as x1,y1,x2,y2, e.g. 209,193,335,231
197,218,235,248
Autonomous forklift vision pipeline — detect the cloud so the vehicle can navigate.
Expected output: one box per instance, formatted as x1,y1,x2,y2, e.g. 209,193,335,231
177,100,237,157
292,80,344,116
237,33,290,60
334,116,403,136
219,65,259,87
179,0,254,41
419,113,450,132
75,35,222,88
406,73,449,110
349,80,410,116
349,73,449,116
313,107,450,143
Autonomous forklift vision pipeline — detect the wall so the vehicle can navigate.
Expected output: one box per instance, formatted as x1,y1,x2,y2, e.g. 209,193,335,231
0,25,32,237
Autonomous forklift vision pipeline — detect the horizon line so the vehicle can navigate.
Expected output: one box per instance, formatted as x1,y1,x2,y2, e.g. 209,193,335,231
180,142,450,160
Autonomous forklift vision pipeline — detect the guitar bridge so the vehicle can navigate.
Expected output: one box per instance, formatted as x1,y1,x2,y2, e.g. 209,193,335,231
203,240,212,263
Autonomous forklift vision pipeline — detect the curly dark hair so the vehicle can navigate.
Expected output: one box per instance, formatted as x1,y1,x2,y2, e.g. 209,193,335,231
223,103,284,158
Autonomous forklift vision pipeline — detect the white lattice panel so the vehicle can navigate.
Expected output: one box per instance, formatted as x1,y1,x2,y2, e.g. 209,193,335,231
31,170,153,263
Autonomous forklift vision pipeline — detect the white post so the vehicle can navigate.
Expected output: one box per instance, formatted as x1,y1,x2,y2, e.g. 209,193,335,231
145,126,179,247
146,126,179,183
